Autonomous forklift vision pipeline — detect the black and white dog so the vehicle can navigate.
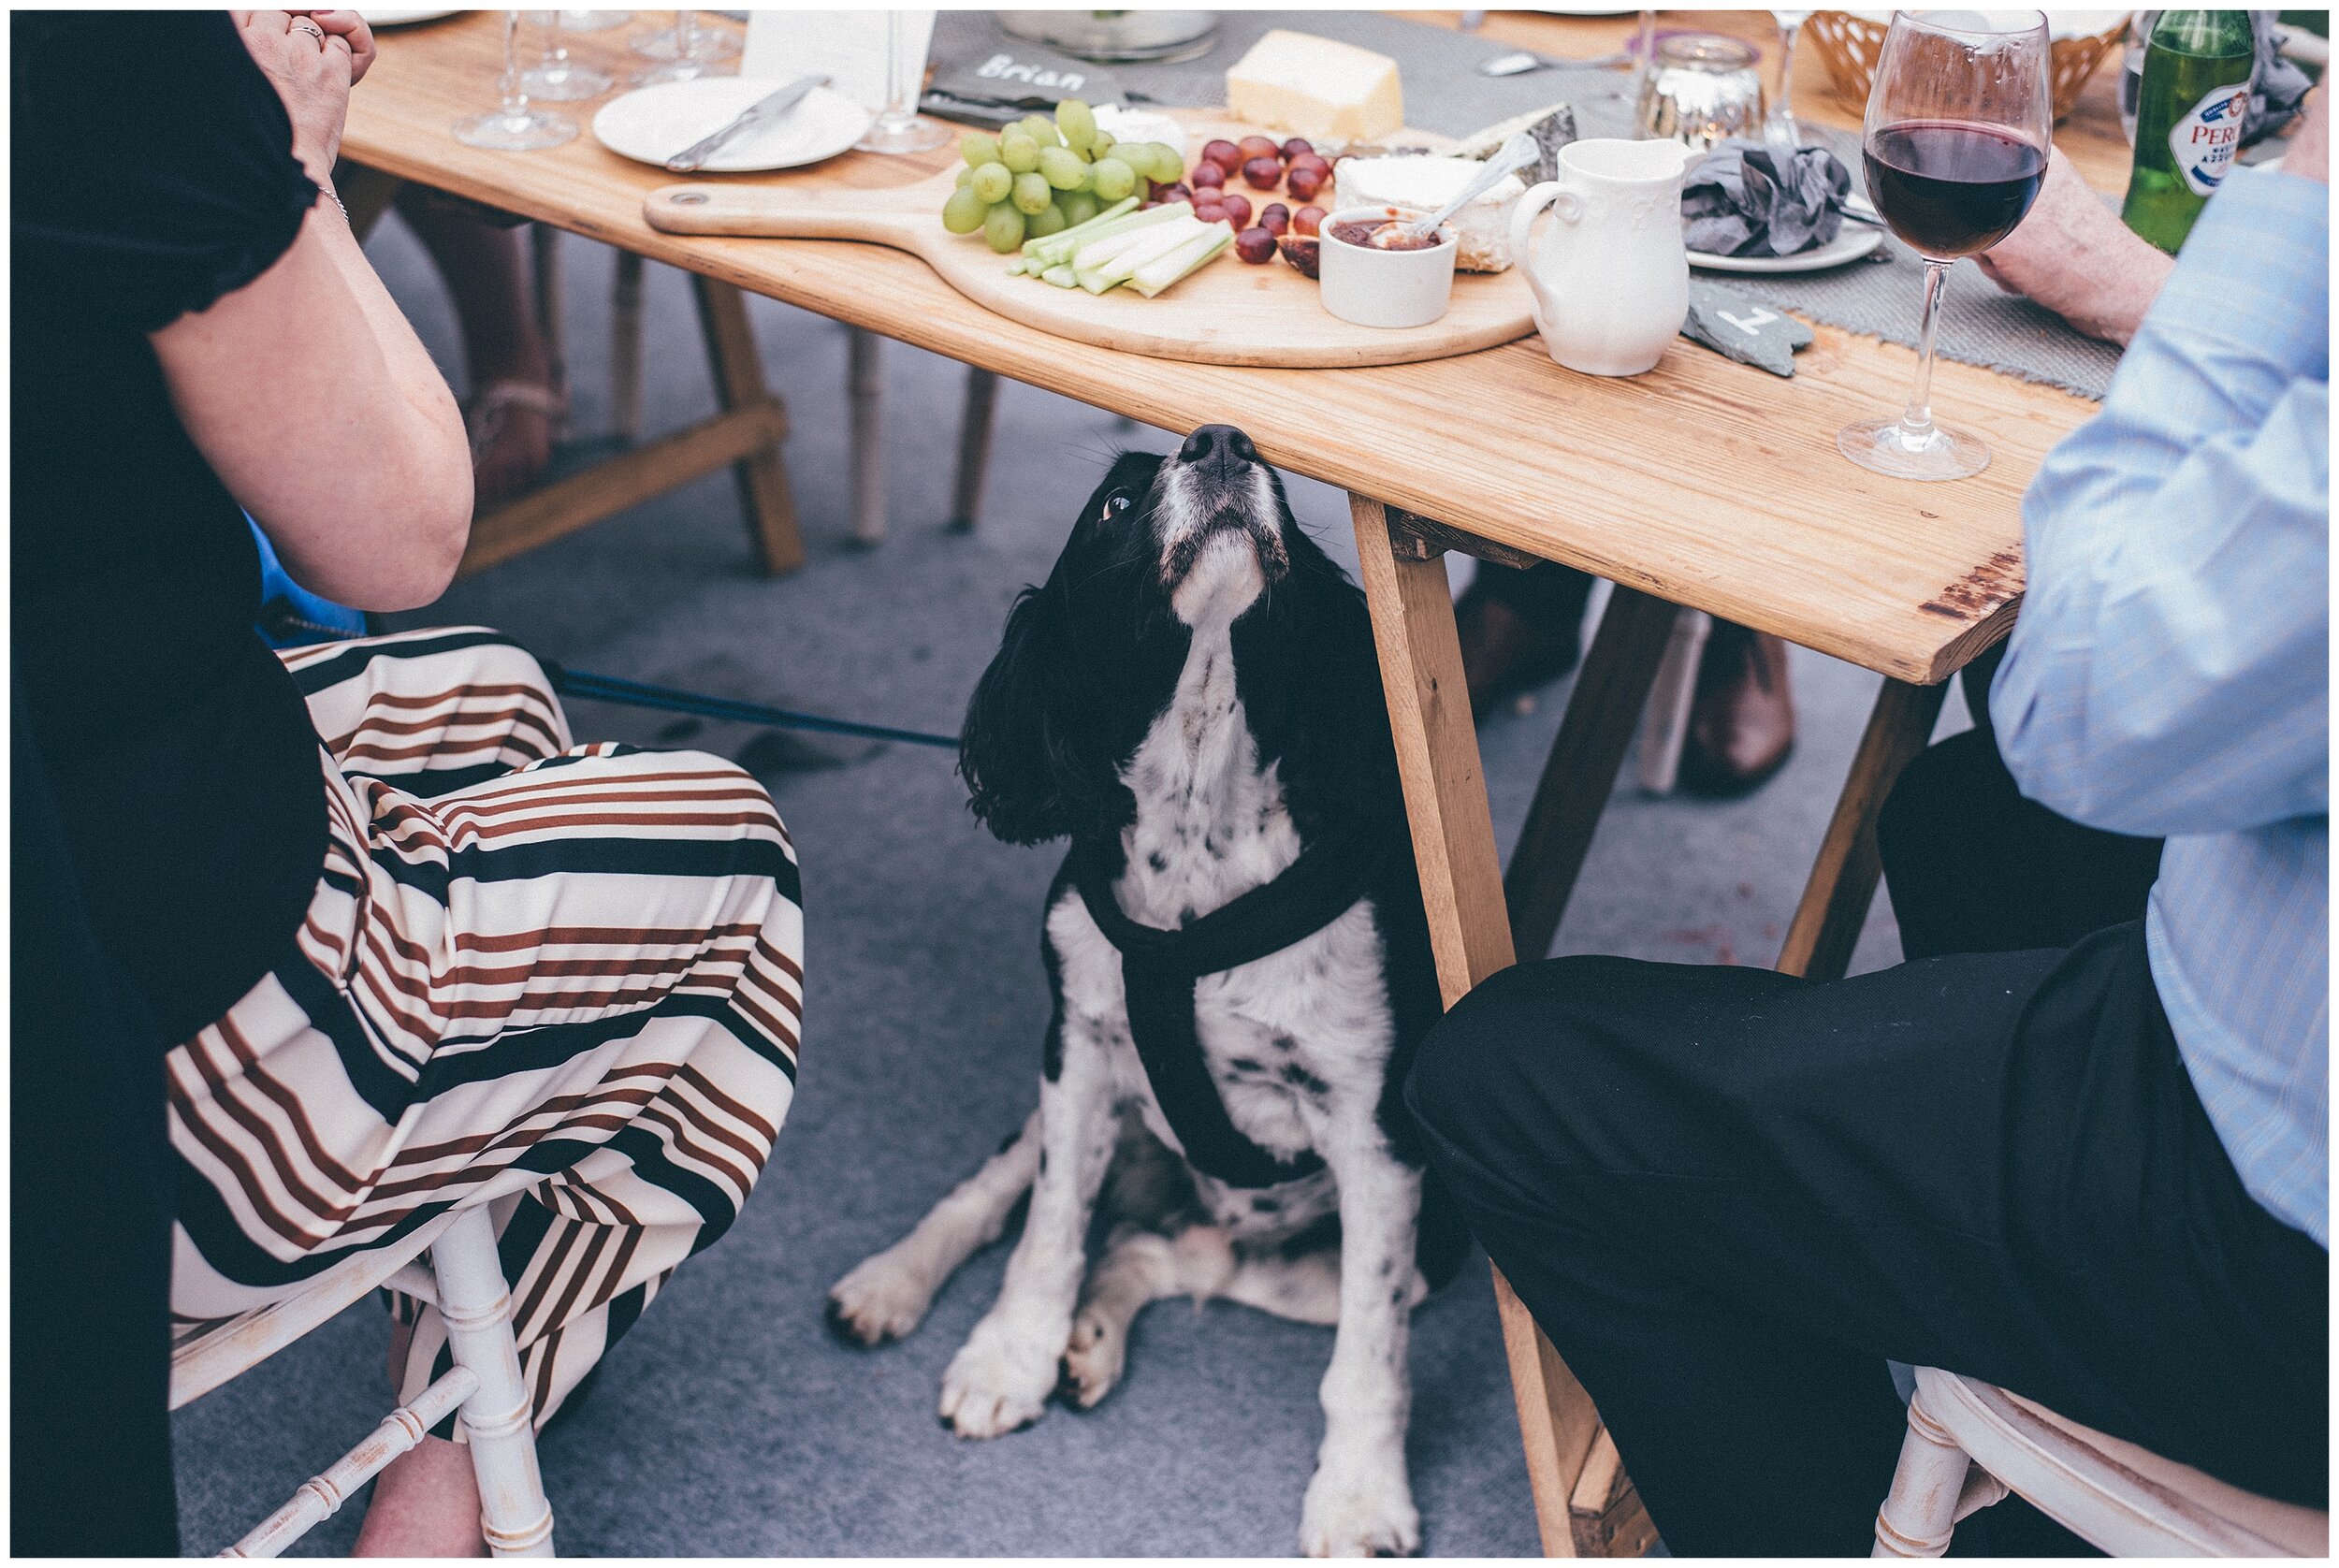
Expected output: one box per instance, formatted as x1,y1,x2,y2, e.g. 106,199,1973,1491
828,426,1465,1556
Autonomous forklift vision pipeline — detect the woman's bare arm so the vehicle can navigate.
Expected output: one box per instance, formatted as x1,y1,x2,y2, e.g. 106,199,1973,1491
151,10,471,611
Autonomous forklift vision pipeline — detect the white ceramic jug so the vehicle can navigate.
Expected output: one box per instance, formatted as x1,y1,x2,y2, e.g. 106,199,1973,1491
1508,138,1697,378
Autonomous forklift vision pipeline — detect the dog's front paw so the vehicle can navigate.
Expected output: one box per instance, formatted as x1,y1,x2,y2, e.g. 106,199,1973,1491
1058,1302,1129,1409
1300,1448,1421,1558
938,1314,1063,1438
826,1248,937,1346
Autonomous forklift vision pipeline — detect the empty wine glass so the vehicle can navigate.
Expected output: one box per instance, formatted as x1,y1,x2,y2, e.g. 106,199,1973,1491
632,9,740,80
1765,10,1813,148
856,10,950,154
523,10,612,101
456,10,578,151
1837,10,2051,481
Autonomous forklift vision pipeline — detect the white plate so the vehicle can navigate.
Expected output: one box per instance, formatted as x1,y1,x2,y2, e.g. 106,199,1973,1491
593,79,874,174
356,8,460,24
1690,225,1882,273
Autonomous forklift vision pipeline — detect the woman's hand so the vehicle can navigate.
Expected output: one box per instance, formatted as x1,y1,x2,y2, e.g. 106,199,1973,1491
229,10,356,182
303,10,378,85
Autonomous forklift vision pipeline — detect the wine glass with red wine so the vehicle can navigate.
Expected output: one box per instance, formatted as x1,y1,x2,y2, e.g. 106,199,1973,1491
1838,11,2052,481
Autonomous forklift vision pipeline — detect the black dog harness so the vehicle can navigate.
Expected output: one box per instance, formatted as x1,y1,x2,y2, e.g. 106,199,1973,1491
1060,828,1387,1190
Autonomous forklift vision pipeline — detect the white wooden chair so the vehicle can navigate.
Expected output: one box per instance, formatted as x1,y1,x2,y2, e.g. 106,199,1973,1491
1873,1365,2328,1557
170,1205,555,1558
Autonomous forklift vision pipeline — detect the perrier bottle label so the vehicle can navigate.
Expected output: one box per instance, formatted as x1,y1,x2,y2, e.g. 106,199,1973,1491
2122,10,2257,254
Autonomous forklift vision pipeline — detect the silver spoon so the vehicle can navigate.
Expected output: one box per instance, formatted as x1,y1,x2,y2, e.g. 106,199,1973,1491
1396,131,1539,243
1478,47,1633,76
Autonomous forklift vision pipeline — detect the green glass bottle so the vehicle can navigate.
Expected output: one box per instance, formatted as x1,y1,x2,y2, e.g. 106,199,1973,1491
2121,10,2258,254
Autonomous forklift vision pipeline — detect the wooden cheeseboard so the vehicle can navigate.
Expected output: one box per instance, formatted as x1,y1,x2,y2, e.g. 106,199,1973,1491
643,111,1538,370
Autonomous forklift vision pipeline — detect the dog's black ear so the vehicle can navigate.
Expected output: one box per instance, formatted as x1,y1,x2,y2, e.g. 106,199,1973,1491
960,582,1079,846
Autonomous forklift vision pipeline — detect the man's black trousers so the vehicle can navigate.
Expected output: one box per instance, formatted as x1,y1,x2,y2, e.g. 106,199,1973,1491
1405,728,2325,1555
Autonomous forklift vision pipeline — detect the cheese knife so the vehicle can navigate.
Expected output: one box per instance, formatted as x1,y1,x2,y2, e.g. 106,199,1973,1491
665,74,830,173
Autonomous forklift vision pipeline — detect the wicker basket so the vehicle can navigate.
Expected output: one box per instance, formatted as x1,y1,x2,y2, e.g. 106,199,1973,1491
1805,11,2129,124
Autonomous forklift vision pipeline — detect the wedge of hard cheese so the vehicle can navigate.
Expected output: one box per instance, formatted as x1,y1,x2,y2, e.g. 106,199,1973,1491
1333,155,1527,272
1226,30,1403,147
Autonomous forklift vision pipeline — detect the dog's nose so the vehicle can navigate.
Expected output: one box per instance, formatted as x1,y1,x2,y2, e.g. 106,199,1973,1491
1179,424,1257,471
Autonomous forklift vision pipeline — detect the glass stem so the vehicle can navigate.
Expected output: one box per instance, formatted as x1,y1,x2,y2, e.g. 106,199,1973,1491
500,10,527,115
676,9,698,65
883,10,908,128
547,12,569,73
1632,7,1656,121
1900,259,1950,442
1776,22,1798,114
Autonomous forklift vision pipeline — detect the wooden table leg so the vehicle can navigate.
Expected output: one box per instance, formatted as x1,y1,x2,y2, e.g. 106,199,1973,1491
952,367,1001,532
1351,494,1652,1558
1775,676,1947,981
528,224,567,416
689,274,805,575
847,327,886,545
1503,587,1680,965
611,250,646,444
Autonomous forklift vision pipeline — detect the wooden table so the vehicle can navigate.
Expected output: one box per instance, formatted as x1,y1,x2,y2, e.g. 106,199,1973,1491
342,11,2122,1555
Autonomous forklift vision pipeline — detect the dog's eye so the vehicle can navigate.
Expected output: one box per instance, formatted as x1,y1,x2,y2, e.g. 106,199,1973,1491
1102,495,1130,517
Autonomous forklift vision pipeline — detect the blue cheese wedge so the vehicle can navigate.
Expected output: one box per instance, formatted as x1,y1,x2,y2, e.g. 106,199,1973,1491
1331,155,1526,272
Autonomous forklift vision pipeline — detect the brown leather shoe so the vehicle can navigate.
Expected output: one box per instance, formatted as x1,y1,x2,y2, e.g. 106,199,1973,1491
1677,620,1795,798
1454,579,1585,720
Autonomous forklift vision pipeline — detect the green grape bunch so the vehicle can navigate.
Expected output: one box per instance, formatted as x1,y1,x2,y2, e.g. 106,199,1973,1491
938,99,1185,254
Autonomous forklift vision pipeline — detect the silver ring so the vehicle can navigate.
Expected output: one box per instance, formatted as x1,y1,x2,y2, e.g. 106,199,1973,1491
291,18,325,41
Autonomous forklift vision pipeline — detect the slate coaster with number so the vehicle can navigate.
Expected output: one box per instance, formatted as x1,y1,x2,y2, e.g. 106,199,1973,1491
1681,282,1815,378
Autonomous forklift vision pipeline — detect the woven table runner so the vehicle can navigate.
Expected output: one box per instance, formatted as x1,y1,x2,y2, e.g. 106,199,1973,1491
927,10,2121,400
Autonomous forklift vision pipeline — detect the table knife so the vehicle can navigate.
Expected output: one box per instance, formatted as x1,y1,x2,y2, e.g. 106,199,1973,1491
666,74,830,173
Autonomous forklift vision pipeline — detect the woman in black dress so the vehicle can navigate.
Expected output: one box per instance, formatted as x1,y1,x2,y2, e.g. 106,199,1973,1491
14,11,808,1553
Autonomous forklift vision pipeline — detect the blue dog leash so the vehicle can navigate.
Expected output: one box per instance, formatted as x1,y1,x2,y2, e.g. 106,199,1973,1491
249,517,960,752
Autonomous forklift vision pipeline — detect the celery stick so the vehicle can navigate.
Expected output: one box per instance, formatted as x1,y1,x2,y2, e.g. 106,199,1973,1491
1047,197,1177,253
1023,202,1148,271
1132,225,1234,298
1075,268,1120,295
1071,213,1194,276
1041,264,1078,287
1053,203,1192,271
1005,256,1027,276
1097,218,1205,285
1020,196,1140,264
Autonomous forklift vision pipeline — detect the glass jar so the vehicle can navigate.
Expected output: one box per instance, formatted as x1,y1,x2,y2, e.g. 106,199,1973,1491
997,12,1219,65
1636,34,1766,151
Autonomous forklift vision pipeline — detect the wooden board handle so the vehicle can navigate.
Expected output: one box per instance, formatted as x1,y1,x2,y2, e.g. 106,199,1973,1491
645,182,925,243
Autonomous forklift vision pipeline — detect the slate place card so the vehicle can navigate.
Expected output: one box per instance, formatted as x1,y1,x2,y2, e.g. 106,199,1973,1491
1681,282,1815,378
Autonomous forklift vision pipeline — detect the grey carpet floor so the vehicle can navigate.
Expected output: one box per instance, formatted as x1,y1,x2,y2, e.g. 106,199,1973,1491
167,214,1962,1557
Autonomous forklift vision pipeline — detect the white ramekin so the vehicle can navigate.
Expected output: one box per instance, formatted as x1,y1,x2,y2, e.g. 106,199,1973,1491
1316,208,1459,330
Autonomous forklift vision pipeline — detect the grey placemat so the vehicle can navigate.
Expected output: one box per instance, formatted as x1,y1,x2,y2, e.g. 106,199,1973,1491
1713,125,2120,401
928,12,2118,400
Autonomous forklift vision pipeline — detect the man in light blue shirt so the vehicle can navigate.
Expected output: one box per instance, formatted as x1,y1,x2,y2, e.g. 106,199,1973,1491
1408,97,2327,1556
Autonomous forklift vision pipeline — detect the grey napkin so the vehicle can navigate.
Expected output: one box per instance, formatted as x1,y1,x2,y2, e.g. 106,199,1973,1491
2245,11,2313,145
1681,140,1852,259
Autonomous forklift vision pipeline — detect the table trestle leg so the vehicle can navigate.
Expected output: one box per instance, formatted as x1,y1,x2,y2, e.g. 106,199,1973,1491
1350,493,1654,1558
1775,676,1947,981
691,275,805,574
952,367,1001,532
1503,585,1680,965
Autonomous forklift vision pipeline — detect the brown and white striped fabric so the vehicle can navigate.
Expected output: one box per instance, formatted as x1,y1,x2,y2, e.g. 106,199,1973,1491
167,627,804,1431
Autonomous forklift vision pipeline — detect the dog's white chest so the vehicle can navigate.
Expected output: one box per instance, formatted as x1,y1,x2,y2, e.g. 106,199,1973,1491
1047,616,1398,1221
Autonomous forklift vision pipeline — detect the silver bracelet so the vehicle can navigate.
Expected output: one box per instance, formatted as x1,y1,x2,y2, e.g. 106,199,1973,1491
321,187,351,225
